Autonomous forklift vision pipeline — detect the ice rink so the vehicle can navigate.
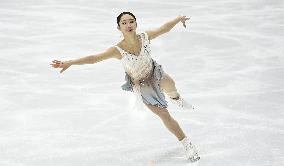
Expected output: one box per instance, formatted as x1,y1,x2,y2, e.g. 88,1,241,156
1,0,283,165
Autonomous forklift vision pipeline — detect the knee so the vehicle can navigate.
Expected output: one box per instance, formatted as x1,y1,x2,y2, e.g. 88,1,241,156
160,74,175,90
160,76,179,98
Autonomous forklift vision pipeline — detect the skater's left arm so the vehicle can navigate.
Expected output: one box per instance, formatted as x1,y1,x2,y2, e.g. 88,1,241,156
146,15,190,40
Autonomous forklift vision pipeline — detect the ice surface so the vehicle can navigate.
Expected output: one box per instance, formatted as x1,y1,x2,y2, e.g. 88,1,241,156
0,0,283,165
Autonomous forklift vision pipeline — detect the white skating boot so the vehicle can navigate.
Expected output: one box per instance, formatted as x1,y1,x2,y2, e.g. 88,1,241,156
170,95,196,111
180,136,200,162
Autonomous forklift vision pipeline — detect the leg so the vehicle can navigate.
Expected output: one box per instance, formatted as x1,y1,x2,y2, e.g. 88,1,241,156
145,104,200,162
160,73,195,110
160,73,180,99
144,103,185,141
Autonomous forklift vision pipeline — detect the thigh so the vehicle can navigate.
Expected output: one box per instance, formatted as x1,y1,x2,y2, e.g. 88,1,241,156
144,103,171,120
160,72,177,92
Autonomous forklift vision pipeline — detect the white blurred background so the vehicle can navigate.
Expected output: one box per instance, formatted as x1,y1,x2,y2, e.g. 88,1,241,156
0,0,283,165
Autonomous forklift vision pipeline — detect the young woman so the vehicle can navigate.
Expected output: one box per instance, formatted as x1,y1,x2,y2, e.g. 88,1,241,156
50,12,200,162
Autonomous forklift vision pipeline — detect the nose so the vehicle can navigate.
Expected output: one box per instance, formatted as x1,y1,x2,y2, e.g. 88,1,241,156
127,23,132,28
127,27,133,31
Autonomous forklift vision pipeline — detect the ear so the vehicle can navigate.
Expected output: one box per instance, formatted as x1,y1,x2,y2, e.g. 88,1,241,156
117,25,121,31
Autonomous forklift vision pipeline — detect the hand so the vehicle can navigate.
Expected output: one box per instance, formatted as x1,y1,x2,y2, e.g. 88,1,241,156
50,60,72,74
179,15,190,28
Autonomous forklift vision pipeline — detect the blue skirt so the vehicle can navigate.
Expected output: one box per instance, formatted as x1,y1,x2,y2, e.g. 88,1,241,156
121,60,168,108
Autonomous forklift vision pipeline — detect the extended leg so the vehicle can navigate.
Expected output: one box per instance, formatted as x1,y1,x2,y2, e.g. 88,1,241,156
144,103,185,141
159,73,195,110
159,73,180,99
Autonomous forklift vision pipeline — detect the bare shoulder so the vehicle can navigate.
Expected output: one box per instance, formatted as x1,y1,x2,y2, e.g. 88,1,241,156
116,41,124,49
145,30,156,40
108,45,122,60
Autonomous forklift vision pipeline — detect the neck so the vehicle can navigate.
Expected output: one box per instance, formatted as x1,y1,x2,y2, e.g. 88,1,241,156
123,32,138,44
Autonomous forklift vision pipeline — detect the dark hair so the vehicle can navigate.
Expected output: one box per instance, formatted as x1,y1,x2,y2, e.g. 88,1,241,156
116,12,136,27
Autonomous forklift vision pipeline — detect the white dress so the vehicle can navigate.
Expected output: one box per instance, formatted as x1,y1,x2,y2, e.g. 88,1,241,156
114,32,168,110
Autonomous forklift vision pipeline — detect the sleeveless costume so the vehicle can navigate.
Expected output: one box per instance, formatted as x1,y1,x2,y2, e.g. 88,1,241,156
114,32,168,108
115,32,200,162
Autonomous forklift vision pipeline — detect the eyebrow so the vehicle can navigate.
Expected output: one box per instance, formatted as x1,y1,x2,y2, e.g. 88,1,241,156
121,19,135,21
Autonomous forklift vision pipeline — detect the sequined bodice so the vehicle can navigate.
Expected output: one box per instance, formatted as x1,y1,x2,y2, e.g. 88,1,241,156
115,32,153,81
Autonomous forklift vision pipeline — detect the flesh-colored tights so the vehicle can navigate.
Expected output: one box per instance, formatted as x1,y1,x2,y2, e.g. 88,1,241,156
144,72,185,141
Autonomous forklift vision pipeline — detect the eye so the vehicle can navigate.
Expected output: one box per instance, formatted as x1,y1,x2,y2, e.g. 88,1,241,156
130,20,134,23
122,22,126,25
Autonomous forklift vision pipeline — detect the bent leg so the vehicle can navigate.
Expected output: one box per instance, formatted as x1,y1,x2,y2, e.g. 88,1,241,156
160,73,180,99
144,103,185,141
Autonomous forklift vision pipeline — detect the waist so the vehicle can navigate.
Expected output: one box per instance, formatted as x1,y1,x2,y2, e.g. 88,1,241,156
130,66,153,83
124,59,153,81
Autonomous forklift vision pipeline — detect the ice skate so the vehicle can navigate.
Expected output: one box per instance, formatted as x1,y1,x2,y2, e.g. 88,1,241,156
170,95,196,111
180,137,200,162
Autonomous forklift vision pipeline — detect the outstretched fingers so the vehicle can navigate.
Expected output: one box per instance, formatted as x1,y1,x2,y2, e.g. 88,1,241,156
181,16,190,28
50,60,63,68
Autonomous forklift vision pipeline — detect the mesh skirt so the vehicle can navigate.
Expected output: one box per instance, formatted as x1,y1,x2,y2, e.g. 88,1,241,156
121,60,168,108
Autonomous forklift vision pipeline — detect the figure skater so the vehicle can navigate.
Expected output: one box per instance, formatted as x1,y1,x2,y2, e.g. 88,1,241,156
50,12,200,162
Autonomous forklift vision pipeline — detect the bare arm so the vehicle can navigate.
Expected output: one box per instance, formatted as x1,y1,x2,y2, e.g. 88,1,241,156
69,47,120,65
146,15,190,40
50,46,120,73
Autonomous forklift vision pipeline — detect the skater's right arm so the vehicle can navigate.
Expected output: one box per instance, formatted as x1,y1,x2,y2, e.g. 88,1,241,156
50,47,121,74
68,47,120,65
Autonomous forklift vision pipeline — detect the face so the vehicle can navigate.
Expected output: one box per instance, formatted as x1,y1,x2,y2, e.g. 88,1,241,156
118,14,137,34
